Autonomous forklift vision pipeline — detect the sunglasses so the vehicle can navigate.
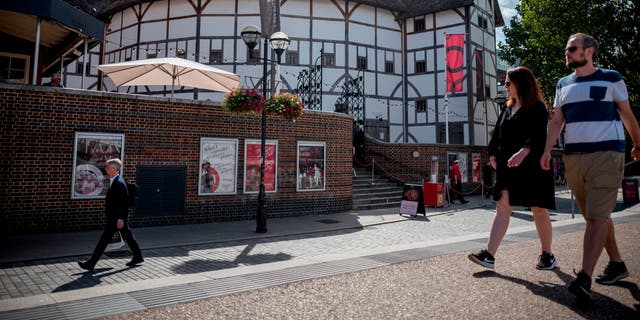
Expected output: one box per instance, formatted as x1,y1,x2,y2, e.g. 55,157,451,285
505,81,512,87
565,46,580,53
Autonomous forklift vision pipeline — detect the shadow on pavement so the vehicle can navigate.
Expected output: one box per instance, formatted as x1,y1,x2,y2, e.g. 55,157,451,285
52,268,129,293
474,268,640,319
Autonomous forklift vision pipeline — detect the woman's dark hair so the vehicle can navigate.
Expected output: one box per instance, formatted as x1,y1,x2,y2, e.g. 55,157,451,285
505,66,544,108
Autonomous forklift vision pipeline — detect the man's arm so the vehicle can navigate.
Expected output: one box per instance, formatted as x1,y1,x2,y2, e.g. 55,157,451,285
540,109,565,170
618,100,640,160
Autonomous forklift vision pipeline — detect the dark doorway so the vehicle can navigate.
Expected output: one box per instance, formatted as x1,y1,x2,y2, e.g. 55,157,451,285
135,166,186,216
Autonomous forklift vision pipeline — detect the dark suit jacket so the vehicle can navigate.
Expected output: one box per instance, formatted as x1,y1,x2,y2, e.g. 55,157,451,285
106,175,129,223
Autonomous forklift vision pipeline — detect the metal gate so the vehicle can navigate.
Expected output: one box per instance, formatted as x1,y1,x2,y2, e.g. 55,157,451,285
295,51,323,111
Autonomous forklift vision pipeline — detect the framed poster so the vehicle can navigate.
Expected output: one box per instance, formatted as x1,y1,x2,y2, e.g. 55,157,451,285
199,138,238,195
72,132,125,199
297,141,326,191
244,139,278,194
472,153,481,183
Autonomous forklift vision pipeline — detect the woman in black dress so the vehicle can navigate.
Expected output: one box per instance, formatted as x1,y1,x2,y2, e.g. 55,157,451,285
469,66,557,270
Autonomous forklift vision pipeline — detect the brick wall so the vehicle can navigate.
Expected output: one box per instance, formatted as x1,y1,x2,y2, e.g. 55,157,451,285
362,137,489,186
0,85,353,234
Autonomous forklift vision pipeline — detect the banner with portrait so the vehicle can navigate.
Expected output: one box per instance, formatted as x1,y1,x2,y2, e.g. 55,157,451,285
199,138,238,195
297,141,326,191
72,132,124,199
244,140,278,193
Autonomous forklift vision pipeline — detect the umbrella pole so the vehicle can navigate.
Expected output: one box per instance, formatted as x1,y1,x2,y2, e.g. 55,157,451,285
171,73,176,98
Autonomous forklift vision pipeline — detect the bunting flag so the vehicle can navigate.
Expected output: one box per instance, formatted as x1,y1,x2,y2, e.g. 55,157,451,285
260,0,281,38
445,34,465,93
475,49,484,100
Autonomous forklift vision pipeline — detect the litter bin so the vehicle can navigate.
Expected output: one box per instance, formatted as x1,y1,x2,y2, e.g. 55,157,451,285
622,178,639,204
423,182,445,207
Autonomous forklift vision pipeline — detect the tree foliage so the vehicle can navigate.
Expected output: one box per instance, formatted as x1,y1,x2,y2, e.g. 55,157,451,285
499,0,639,108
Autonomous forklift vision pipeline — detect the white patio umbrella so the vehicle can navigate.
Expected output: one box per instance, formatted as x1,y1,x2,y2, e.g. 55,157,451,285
98,57,240,97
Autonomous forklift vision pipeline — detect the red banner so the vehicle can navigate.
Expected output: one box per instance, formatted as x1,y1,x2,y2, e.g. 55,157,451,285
446,34,465,93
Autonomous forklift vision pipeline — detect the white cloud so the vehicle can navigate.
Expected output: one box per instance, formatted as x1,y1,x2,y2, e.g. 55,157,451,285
496,0,520,44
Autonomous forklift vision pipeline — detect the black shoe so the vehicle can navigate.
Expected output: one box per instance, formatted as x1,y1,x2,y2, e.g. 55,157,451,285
78,260,95,272
468,249,495,269
568,270,592,303
461,200,469,204
126,257,144,267
536,251,558,270
595,261,629,285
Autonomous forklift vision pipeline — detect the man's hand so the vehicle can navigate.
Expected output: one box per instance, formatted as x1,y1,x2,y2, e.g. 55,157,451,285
632,146,640,161
117,219,124,230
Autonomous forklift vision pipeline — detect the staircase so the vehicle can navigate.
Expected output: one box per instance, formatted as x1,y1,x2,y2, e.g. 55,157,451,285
352,167,406,210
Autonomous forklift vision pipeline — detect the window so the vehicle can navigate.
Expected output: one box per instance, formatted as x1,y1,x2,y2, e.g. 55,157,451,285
286,51,299,65
76,60,90,75
176,49,186,59
414,18,425,32
209,50,223,64
322,52,335,66
0,52,29,84
478,16,488,29
357,56,367,70
384,60,394,73
415,60,426,73
146,52,157,59
415,99,426,112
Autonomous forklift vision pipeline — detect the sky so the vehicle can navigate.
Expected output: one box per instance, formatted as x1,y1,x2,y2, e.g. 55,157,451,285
496,0,519,45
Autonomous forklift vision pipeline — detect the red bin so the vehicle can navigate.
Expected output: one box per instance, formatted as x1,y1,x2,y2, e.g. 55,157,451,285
423,182,445,207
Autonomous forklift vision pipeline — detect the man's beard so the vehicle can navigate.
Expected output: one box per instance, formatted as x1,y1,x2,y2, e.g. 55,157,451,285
567,58,588,69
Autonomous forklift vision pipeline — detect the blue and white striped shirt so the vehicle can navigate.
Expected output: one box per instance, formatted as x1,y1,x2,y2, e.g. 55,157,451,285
554,68,628,153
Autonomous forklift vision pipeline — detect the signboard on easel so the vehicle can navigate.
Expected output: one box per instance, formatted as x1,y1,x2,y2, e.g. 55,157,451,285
400,184,425,216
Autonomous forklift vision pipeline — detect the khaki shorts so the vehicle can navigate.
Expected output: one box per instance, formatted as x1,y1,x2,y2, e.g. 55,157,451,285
564,151,624,221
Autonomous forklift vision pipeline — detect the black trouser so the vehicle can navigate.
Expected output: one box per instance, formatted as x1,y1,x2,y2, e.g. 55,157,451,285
451,181,466,202
89,220,142,263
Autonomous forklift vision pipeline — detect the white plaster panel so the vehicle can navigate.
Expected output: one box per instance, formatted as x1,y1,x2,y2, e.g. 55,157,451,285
377,75,402,97
201,16,236,36
411,126,436,143
335,43,345,66
121,25,138,47
282,0,310,15
202,0,235,14
390,108,403,123
109,12,122,31
406,33,434,50
223,39,236,63
105,33,120,52
236,17,262,35
237,1,260,14
436,10,465,27
313,20,345,41
389,126,403,142
349,23,374,45
121,7,138,27
281,17,310,38
350,4,375,23
143,1,168,20
140,21,167,42
416,111,427,123
169,17,197,39
377,28,401,49
376,10,399,29
170,1,197,17
313,0,344,19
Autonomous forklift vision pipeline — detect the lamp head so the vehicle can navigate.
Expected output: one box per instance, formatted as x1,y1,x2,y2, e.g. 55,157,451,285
269,32,290,63
241,25,262,52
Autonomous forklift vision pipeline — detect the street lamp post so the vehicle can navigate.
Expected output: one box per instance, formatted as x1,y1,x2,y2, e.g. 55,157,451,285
241,25,290,233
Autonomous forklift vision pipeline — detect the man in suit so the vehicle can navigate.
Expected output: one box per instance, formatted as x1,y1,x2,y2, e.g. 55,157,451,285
79,158,143,271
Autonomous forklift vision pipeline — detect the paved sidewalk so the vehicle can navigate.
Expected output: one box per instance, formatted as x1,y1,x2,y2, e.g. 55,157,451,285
1,192,639,319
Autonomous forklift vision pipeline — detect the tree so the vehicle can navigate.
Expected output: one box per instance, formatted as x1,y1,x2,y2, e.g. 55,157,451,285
499,0,639,108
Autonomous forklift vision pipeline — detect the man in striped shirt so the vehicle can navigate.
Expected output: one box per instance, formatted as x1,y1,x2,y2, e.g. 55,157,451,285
541,33,640,304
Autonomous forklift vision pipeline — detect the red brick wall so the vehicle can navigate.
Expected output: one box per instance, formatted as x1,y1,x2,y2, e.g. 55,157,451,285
0,85,353,234
362,137,489,186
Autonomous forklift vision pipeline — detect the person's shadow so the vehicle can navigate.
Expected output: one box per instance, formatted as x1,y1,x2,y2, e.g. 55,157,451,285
53,267,131,293
474,268,639,319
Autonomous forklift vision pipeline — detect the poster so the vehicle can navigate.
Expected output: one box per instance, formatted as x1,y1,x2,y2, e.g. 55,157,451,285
297,141,326,191
244,140,278,193
472,153,481,182
400,184,425,216
72,132,124,199
199,138,238,195
448,152,468,183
